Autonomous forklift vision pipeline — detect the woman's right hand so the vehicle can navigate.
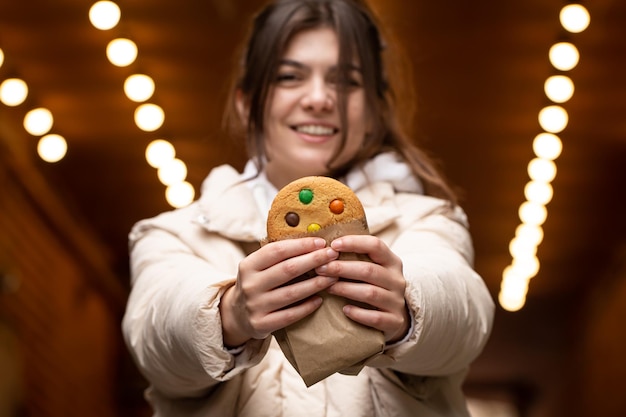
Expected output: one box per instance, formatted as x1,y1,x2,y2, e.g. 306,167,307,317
220,237,339,348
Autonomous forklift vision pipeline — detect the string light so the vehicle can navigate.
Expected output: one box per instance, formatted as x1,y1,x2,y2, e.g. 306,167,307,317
518,201,548,226
524,181,554,205
106,38,138,67
157,158,187,186
549,42,580,71
37,134,67,163
166,181,196,208
134,103,165,132
145,139,176,168
89,1,121,30
124,74,155,102
0,51,66,162
1,2,199,183
533,133,563,160
527,158,557,183
560,4,590,33
544,75,574,103
500,3,590,312
0,78,29,106
89,1,195,207
516,224,544,246
538,105,568,133
23,107,54,136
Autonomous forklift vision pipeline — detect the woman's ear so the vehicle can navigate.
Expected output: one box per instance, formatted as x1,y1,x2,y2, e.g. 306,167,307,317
235,89,249,124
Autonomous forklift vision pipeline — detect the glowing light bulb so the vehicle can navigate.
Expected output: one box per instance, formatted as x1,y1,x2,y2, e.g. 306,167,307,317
24,107,54,136
0,48,4,68
0,78,28,106
166,181,195,208
518,201,548,226
549,42,579,71
106,38,138,67
528,158,557,183
538,105,568,133
89,1,121,30
124,74,155,102
511,254,540,279
134,103,164,132
525,181,554,205
560,4,590,33
157,158,187,185
145,139,175,168
501,267,530,295
515,224,544,246
544,75,574,103
533,133,562,160
499,289,527,312
37,134,67,163
509,237,538,259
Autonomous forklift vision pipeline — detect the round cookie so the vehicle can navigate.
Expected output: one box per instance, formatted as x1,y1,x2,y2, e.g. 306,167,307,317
266,176,369,243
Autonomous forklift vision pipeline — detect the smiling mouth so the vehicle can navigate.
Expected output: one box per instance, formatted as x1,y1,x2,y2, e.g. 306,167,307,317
292,125,339,136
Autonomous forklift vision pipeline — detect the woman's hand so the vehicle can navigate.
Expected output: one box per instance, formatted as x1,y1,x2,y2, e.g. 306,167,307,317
316,235,410,344
220,237,339,348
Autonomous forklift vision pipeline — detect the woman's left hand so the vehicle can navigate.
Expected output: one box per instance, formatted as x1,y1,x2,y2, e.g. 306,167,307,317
315,235,410,344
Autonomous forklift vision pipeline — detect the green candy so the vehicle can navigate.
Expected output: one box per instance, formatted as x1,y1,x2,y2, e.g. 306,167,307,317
299,188,314,204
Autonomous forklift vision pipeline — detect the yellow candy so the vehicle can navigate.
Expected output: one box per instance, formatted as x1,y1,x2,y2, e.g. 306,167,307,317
307,223,321,233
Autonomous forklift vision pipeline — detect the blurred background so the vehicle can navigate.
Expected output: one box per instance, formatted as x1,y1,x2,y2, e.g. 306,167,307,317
1,0,625,416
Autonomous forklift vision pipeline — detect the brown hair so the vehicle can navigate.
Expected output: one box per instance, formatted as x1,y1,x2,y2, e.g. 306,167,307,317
224,0,457,204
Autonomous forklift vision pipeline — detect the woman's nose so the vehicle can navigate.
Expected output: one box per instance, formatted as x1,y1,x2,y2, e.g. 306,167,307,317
301,78,334,112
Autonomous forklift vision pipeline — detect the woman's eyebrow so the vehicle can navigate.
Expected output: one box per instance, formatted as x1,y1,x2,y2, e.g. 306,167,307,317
279,59,362,71
278,59,307,69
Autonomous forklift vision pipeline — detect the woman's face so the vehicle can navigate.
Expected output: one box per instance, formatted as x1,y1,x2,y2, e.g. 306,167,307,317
262,27,369,189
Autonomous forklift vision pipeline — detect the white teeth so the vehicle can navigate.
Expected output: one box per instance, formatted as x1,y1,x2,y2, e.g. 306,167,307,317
295,125,336,136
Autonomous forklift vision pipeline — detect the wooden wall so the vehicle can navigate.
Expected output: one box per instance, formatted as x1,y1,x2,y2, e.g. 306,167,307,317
0,122,146,416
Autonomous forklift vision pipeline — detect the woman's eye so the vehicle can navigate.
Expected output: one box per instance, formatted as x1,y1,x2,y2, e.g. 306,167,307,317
275,73,300,83
327,72,362,89
347,77,362,87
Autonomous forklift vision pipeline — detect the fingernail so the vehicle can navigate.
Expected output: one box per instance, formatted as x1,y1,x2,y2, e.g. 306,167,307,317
317,265,328,274
327,248,338,258
314,238,327,248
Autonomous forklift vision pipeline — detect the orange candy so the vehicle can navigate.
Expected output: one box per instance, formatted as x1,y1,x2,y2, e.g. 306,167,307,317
329,199,344,214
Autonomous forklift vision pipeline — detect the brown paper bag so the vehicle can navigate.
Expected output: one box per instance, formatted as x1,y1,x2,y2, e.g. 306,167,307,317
272,250,385,387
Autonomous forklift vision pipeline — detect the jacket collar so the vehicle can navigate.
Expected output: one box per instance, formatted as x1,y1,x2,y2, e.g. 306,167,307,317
196,153,422,242
196,164,267,242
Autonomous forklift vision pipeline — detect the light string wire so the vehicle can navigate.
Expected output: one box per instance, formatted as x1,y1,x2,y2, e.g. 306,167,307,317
499,3,590,312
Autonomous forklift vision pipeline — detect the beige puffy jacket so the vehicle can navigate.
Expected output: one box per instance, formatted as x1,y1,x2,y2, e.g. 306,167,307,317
122,155,494,417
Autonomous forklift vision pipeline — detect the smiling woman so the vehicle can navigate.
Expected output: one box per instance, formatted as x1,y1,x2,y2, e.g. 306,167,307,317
122,0,494,416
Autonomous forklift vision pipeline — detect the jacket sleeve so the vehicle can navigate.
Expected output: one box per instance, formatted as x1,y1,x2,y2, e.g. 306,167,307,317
121,209,270,399
368,194,495,376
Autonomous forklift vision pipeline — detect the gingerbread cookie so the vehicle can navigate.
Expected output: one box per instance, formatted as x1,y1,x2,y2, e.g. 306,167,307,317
266,176,369,243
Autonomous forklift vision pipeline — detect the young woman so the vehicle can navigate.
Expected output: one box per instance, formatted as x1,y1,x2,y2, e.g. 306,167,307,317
122,0,494,416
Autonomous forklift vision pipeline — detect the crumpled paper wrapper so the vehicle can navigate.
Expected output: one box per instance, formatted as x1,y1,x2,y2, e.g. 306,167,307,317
264,229,385,387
